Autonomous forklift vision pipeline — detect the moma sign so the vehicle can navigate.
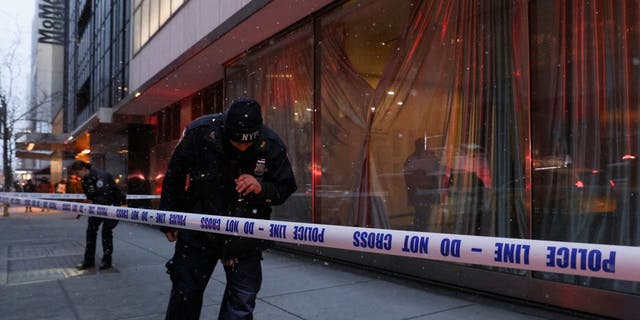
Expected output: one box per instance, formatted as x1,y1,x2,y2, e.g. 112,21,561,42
38,0,65,45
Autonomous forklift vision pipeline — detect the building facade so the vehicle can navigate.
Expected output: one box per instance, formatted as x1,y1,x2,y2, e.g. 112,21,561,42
14,0,66,185
29,0,640,317
19,0,133,187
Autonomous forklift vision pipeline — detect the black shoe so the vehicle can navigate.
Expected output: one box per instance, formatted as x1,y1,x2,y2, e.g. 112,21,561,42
76,262,95,270
99,262,113,270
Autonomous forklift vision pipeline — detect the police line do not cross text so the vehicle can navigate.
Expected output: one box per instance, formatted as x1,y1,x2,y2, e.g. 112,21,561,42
0,193,635,282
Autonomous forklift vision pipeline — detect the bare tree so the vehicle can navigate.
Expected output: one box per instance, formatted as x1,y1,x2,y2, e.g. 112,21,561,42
0,95,11,191
0,30,23,191
0,29,58,191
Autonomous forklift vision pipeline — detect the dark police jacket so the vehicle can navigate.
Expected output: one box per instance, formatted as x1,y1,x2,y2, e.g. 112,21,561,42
159,113,297,257
82,168,126,206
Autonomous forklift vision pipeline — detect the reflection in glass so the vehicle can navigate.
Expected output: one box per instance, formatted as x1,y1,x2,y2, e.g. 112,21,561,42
403,138,442,231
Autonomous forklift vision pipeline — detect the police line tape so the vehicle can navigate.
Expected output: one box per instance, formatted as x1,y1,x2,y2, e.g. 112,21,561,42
0,192,160,200
1,193,638,282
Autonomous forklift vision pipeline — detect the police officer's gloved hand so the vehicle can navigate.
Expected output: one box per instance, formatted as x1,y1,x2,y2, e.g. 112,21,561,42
222,258,238,269
164,230,178,242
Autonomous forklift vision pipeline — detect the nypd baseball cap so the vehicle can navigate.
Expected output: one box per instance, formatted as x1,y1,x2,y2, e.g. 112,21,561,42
223,98,263,143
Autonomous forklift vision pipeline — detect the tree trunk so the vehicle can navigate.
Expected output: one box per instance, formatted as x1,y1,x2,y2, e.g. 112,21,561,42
1,97,11,192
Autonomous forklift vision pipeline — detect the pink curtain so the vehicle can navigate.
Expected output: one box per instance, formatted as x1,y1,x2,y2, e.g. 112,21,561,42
320,0,530,237
531,0,640,245
531,0,640,293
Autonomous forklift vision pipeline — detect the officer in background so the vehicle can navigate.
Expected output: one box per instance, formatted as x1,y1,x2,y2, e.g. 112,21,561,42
69,160,126,270
126,174,152,209
160,97,297,320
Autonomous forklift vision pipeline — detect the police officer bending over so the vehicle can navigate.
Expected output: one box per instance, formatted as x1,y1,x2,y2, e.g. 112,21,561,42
70,160,126,270
160,98,297,320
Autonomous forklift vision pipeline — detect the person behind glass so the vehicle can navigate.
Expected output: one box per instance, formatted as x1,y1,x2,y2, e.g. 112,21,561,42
403,137,442,231
160,97,297,320
69,160,126,270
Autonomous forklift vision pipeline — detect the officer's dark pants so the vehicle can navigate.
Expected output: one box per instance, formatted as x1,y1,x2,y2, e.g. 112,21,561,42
165,236,262,320
83,217,119,264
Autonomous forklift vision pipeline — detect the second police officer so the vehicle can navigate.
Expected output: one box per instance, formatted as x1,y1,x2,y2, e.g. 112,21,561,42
70,160,126,270
160,98,297,320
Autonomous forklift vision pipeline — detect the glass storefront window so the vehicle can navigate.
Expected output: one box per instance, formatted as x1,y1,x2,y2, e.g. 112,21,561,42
530,0,640,294
225,25,314,222
317,0,411,227
318,0,530,238
221,0,639,297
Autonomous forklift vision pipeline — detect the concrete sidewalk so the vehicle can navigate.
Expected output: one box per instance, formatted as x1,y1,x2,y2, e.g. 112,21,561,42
0,206,589,320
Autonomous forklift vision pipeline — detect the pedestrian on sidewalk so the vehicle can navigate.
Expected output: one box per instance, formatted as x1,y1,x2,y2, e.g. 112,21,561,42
67,173,85,219
55,179,67,194
160,98,297,320
69,160,126,270
36,178,52,212
23,180,36,212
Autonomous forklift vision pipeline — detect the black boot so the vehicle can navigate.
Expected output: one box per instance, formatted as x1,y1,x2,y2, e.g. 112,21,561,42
99,256,112,270
76,260,95,270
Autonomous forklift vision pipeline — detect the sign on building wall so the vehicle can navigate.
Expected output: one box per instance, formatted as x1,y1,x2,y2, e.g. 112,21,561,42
38,0,65,45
